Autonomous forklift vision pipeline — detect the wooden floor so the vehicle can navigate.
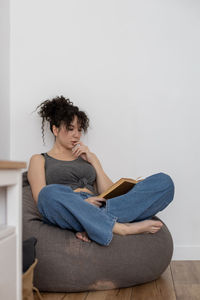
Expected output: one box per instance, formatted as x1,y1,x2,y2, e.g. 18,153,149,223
35,261,200,300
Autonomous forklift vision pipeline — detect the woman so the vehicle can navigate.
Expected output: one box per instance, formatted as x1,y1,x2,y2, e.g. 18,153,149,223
28,96,175,246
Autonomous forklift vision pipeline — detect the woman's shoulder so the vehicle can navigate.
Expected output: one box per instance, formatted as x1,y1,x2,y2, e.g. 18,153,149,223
28,154,46,181
29,153,45,163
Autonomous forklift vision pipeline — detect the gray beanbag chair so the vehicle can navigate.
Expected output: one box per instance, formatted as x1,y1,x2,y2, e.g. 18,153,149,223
22,172,173,292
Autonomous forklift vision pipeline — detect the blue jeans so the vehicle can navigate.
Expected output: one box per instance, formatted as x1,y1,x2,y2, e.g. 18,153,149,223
37,172,174,246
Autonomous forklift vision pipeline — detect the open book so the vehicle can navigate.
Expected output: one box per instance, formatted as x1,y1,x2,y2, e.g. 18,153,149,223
98,178,143,200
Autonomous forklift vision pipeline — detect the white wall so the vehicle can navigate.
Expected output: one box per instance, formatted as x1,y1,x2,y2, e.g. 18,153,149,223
0,0,10,159
10,0,200,259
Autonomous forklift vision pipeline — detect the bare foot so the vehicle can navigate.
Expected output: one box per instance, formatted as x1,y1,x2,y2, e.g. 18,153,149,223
75,231,91,243
113,220,163,236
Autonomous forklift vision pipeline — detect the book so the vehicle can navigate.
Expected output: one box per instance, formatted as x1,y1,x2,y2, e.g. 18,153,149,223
98,177,143,200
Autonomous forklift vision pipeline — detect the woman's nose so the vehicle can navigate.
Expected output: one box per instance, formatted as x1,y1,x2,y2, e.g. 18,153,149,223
73,129,81,137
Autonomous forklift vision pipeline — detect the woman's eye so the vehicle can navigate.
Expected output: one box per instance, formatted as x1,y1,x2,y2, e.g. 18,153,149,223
68,127,82,132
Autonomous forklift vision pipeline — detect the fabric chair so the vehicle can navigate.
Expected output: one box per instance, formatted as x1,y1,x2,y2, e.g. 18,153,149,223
22,172,173,292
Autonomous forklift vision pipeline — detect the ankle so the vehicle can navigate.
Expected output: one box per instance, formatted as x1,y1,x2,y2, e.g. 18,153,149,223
113,222,127,236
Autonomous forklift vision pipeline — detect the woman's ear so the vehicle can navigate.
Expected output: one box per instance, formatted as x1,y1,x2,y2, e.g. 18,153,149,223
52,125,59,137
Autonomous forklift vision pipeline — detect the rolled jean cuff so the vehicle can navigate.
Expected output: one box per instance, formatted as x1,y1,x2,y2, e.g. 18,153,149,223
104,216,118,246
37,192,46,217
94,206,118,246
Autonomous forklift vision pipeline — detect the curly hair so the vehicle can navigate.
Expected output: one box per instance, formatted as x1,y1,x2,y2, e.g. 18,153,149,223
36,96,89,143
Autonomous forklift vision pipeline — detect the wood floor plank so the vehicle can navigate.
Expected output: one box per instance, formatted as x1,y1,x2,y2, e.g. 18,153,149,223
155,265,177,300
63,291,89,300
173,284,200,300
105,287,132,300
171,261,200,300
131,281,159,300
171,261,200,284
86,289,120,300
131,265,176,300
35,292,66,300
35,291,88,300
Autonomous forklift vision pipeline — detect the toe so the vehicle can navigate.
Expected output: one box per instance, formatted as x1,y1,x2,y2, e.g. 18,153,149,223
76,232,84,240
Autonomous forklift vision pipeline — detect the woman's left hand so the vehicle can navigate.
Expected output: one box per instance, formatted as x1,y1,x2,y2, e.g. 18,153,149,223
72,141,96,164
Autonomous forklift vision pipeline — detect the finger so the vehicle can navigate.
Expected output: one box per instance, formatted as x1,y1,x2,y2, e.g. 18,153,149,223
72,150,81,157
72,147,82,154
90,200,98,206
74,148,85,155
72,149,78,155
75,143,88,153
72,143,80,149
73,141,82,147
72,145,83,154
94,201,101,207
73,143,84,151
100,198,106,202
97,200,105,205
76,149,84,156
97,199,106,203
74,141,82,146
97,196,106,200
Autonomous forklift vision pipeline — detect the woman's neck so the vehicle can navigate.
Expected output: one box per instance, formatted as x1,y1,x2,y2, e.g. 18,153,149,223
48,143,76,159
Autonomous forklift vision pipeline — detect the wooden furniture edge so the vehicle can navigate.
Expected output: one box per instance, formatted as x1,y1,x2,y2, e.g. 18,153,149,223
0,161,26,169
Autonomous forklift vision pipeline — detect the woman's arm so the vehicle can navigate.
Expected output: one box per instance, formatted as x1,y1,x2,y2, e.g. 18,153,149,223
72,141,113,194
91,154,113,195
27,154,46,204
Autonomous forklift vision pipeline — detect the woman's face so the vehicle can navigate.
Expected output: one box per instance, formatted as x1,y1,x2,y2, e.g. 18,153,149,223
53,115,82,149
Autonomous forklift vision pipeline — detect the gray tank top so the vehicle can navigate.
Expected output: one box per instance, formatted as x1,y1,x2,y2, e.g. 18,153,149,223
41,153,97,195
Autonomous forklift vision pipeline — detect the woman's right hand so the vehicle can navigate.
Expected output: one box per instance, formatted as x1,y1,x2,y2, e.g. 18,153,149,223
85,196,106,207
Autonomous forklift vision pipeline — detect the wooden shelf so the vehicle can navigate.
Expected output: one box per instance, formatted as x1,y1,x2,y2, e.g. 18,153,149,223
0,161,26,169
0,161,25,300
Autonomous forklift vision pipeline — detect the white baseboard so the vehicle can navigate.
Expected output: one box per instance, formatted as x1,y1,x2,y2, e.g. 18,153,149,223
172,245,200,260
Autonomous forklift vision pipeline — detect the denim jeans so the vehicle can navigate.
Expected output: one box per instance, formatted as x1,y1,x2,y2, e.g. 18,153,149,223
37,172,174,246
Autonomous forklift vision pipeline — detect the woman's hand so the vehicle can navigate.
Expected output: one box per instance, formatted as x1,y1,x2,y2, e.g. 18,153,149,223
85,196,106,207
72,141,113,195
72,141,97,164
